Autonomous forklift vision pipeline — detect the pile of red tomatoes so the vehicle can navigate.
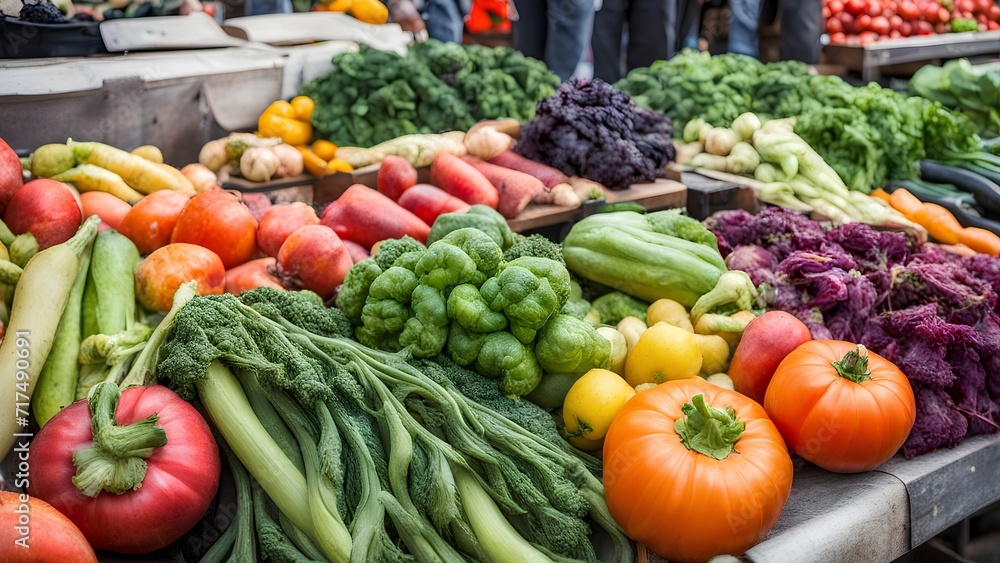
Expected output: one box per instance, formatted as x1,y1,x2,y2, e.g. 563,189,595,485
823,0,1000,45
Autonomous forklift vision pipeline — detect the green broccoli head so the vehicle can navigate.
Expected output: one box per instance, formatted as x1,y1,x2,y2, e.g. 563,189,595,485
415,241,481,291
480,265,560,344
503,234,565,265
535,314,611,374
447,284,508,333
427,205,515,251
334,258,383,326
474,331,543,398
445,323,489,366
357,266,421,352
398,285,449,358
589,291,650,325
439,227,505,281
505,256,572,311
240,287,353,339
373,236,427,271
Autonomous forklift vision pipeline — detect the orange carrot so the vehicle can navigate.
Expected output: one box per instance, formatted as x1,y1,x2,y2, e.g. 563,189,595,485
959,227,1000,257
912,202,964,245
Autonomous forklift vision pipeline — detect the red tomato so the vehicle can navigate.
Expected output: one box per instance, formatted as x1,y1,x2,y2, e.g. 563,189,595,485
604,378,793,563
823,5,832,17
916,19,935,33
118,190,190,255
871,14,892,33
29,384,221,554
828,15,846,32
889,13,904,28
935,21,950,33
764,341,916,474
923,1,940,21
958,0,975,13
846,0,868,15
856,13,873,29
990,5,1000,22
170,188,259,269
898,1,919,19
839,10,857,31
989,19,999,29
830,31,849,42
829,0,845,12
868,1,883,16
0,491,98,562
859,30,880,42
939,6,952,21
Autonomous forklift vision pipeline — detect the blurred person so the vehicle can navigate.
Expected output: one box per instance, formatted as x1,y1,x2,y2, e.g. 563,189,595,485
386,0,428,34
512,0,596,81
592,0,681,82
761,0,822,64
423,0,469,42
680,0,763,57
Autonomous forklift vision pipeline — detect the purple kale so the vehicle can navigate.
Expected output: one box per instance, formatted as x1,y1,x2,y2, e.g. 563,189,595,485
888,255,996,326
514,79,675,191
825,222,913,270
724,245,776,286
903,384,969,458
966,254,1000,301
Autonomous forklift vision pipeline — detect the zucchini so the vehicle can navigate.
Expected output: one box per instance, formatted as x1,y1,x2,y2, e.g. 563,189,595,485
920,160,1000,218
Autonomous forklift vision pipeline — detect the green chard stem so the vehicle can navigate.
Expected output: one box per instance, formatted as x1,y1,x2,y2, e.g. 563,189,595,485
674,394,745,461
71,381,168,497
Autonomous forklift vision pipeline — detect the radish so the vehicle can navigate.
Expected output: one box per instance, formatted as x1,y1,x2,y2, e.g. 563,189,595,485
376,155,418,201
429,154,499,209
460,156,545,219
397,184,472,225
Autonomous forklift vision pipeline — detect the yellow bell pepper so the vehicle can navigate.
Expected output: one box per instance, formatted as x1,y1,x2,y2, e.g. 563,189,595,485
349,0,388,24
258,100,313,146
291,96,315,122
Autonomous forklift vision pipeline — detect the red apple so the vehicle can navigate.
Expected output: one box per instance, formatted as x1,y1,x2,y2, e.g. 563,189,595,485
276,225,352,300
80,191,132,232
118,190,191,255
224,257,284,294
255,202,320,258
727,311,814,405
3,178,83,249
135,243,226,313
0,137,22,216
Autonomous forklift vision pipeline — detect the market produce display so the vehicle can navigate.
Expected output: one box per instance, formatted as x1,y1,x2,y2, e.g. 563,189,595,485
708,206,1000,457
616,50,981,191
301,40,560,148
911,59,1000,137
822,0,1000,45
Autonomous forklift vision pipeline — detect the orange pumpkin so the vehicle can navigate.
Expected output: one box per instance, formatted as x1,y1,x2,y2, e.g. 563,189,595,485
603,377,793,563
764,340,916,474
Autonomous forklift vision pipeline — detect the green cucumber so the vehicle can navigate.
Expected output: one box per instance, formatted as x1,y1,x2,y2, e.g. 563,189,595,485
88,229,141,336
32,239,93,426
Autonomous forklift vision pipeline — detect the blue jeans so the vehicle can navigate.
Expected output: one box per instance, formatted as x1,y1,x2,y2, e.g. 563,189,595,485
423,0,466,43
512,0,596,81
728,0,762,57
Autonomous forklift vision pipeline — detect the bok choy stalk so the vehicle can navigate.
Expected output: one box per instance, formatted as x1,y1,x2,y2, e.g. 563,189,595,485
153,286,634,563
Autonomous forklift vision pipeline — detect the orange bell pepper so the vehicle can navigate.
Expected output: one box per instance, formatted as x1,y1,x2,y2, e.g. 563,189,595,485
258,101,312,146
